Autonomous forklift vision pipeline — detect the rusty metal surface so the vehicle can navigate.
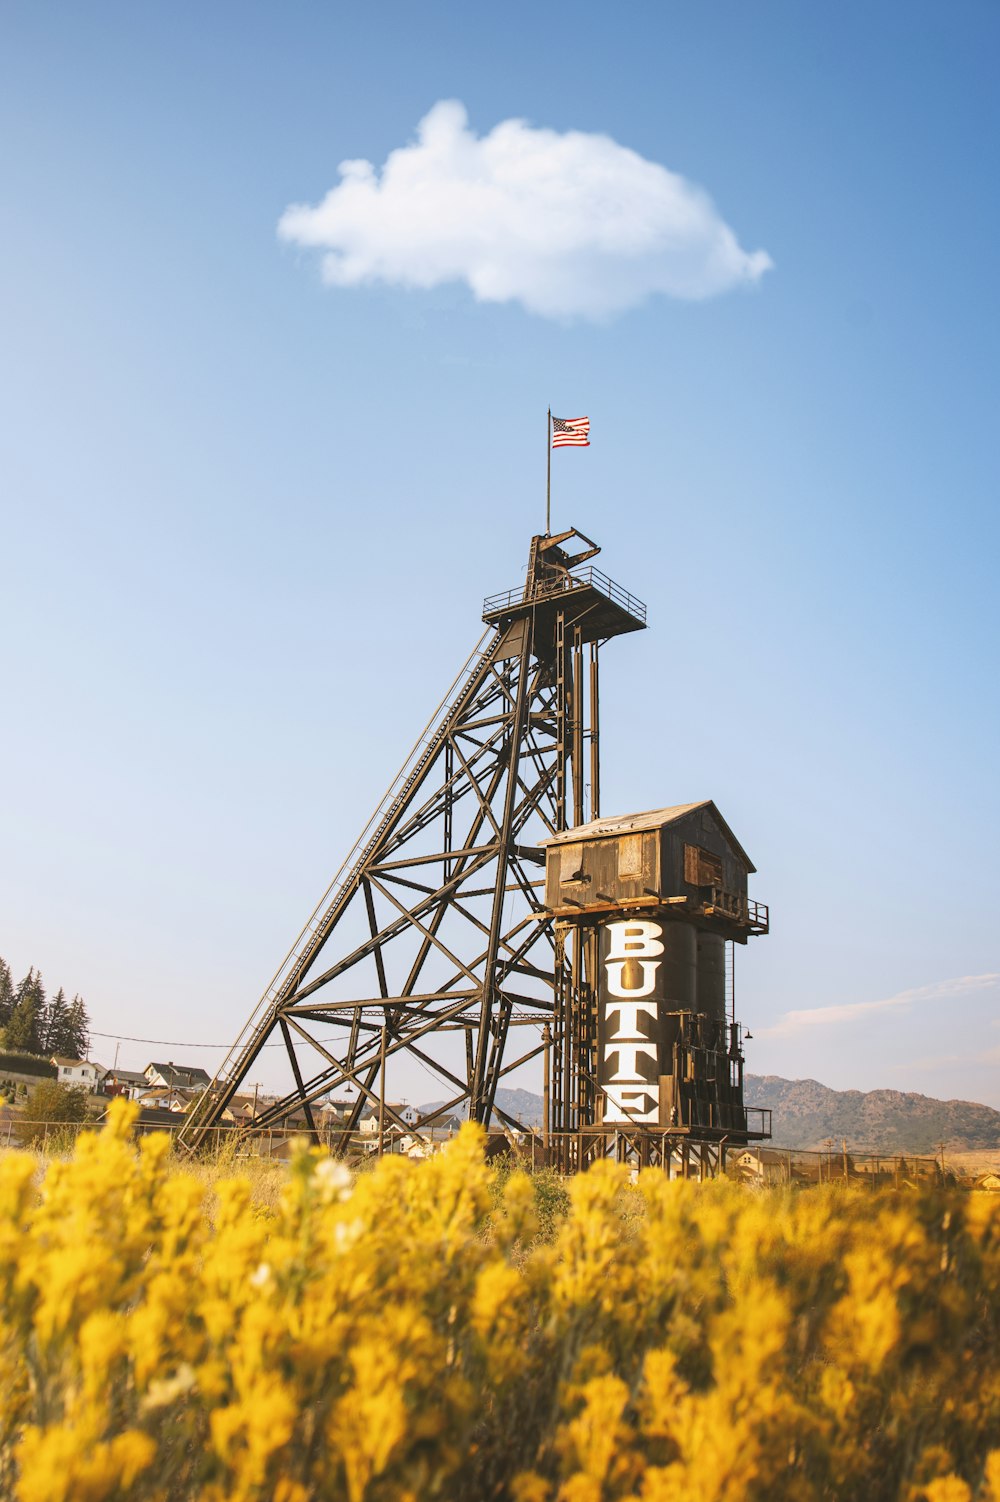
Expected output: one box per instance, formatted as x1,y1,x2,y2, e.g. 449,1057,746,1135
483,565,647,627
543,796,771,1165
543,799,756,872
180,529,646,1152
542,802,767,940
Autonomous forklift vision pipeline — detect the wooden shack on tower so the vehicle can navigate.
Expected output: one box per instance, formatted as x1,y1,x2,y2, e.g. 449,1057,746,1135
542,801,770,1151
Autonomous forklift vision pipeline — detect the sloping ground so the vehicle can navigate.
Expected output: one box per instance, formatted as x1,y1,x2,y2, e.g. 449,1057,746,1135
745,1074,1000,1154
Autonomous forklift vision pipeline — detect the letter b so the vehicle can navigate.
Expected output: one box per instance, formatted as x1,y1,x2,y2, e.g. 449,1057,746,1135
605,921,664,960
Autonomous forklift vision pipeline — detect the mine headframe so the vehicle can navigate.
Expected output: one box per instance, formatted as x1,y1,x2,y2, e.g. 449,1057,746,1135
179,529,647,1151
542,801,772,1174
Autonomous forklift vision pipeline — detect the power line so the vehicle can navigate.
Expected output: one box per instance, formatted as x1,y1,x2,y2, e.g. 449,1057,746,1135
89,1008,548,1053
89,1029,283,1050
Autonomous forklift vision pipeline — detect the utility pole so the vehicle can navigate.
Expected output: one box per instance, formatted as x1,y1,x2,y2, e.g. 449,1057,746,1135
378,1024,387,1160
542,1022,551,1152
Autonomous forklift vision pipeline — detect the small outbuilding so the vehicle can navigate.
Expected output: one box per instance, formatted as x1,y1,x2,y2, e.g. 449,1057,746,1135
543,800,767,940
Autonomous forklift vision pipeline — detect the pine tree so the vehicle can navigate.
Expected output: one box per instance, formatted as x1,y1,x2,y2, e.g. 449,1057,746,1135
66,994,91,1060
3,969,46,1055
44,987,70,1055
0,958,13,1030
3,992,42,1054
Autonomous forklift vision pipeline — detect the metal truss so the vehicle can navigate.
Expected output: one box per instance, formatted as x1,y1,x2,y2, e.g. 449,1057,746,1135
180,530,645,1150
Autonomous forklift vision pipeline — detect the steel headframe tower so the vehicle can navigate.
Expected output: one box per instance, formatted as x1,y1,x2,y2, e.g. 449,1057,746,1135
180,530,647,1150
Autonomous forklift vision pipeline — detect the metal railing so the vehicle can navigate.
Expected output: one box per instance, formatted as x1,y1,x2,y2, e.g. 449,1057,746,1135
706,888,769,933
483,566,647,625
747,899,769,931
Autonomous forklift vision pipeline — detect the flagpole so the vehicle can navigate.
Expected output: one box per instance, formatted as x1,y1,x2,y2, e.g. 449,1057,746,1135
546,407,552,535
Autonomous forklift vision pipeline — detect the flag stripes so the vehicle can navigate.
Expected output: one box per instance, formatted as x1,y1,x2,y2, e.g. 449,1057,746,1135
551,415,590,448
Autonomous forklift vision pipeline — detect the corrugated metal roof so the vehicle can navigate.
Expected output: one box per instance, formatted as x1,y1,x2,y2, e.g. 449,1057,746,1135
541,800,756,872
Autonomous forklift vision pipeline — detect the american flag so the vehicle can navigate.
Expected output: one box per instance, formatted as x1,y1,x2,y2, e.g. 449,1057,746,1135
551,415,590,448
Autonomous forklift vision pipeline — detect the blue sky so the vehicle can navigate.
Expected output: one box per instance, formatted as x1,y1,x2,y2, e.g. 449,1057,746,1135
2,1,998,1107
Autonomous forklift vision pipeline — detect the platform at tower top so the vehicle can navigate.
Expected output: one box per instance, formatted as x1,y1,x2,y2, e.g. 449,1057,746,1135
482,562,647,641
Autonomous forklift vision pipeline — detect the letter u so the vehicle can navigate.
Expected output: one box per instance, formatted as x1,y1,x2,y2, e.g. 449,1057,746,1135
605,959,661,999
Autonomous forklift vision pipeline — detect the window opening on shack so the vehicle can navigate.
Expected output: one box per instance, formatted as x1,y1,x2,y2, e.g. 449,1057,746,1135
617,833,643,878
684,844,724,888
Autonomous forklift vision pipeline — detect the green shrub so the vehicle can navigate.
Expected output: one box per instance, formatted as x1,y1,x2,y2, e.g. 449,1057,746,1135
21,1080,89,1146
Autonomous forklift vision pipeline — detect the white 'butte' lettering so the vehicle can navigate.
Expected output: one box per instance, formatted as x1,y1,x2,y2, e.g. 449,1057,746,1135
604,920,664,999
604,921,665,960
605,961,660,998
605,1040,658,1080
603,1085,659,1124
609,1001,659,1039
601,921,665,1118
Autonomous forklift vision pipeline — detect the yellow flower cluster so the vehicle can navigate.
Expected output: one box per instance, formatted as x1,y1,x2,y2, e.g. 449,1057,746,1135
2,1099,1000,1501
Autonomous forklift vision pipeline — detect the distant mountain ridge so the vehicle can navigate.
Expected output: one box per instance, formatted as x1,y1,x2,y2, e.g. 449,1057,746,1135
422,1078,1000,1154
745,1075,1000,1154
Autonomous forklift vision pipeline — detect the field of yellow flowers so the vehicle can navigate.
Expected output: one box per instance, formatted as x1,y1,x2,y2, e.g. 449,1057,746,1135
2,1100,999,1502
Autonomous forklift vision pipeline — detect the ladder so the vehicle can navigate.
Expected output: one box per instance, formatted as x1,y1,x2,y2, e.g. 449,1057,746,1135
180,629,500,1144
725,941,736,1025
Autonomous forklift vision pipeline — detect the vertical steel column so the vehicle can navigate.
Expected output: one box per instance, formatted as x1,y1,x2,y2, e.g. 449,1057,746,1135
554,608,568,831
443,741,453,885
580,925,599,1135
571,626,585,828
552,928,567,1169
589,643,600,821
470,625,534,1120
377,1023,386,1158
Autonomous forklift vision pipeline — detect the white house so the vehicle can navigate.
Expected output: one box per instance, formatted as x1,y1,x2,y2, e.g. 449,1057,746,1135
51,1057,103,1090
732,1149,764,1176
138,1085,196,1114
359,1102,413,1133
144,1061,212,1090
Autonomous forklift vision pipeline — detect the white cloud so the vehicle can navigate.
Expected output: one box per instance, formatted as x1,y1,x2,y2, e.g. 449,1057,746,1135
277,100,772,320
760,973,1000,1038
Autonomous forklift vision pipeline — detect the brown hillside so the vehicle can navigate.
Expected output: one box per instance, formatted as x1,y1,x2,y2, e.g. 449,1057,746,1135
745,1074,1000,1154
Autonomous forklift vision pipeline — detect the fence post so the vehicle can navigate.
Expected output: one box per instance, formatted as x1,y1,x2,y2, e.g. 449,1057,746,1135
542,1023,551,1152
